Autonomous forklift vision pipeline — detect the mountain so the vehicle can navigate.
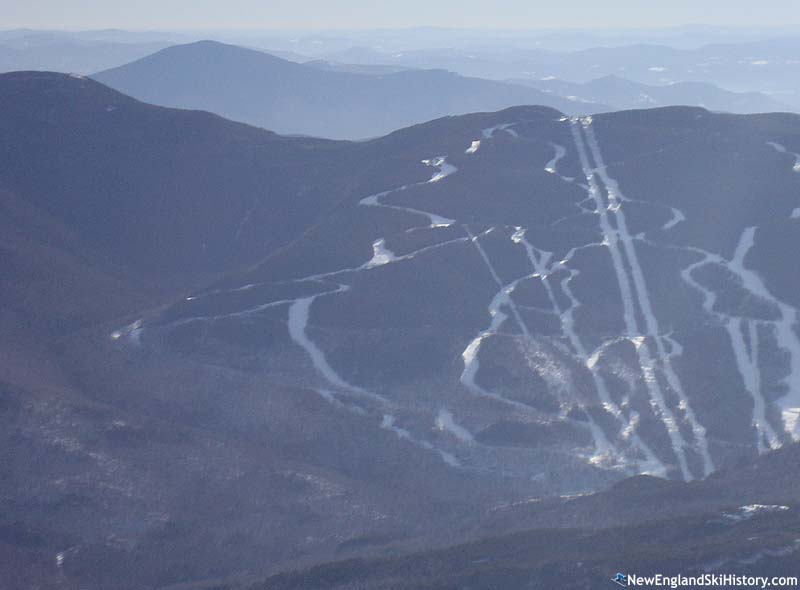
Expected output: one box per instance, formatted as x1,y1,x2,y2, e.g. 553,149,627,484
510,74,791,114
0,72,578,589
4,72,800,588
91,40,606,139
132,101,800,493
0,71,373,277
318,40,800,110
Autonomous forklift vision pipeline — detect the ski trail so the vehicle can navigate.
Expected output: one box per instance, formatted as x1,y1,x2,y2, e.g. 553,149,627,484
360,190,455,229
585,119,713,477
110,319,143,346
482,123,519,139
234,197,261,240
636,142,800,451
435,409,475,444
288,294,386,405
727,232,781,449
662,207,686,232
678,245,780,449
360,157,457,228
423,157,458,183
584,118,713,478
767,141,800,218
381,414,460,467
459,271,517,407
358,236,470,272
286,148,477,468
727,319,781,450
572,117,707,480
545,142,567,175
459,241,553,415
516,231,665,475
289,291,465,463
467,228,530,339
466,121,521,156
728,228,800,439
456,118,666,474
767,141,800,172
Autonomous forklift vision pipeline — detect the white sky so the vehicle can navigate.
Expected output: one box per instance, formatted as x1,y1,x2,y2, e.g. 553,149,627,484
2,0,799,30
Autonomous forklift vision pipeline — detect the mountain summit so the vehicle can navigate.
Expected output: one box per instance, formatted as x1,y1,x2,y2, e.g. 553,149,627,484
92,40,605,139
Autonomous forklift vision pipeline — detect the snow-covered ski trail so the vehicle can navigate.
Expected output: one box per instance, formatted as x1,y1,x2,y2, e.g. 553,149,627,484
359,157,457,228
512,227,666,475
572,116,713,479
545,142,567,176
457,124,663,474
728,228,800,439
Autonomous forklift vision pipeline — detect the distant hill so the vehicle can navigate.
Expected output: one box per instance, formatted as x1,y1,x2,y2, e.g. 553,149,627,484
92,40,605,139
510,74,792,114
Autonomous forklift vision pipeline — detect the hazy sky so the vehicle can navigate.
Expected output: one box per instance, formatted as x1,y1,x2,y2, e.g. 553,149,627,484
3,0,799,30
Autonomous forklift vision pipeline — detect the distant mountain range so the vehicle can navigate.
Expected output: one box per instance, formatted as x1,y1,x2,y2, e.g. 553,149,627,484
510,74,791,114
0,31,176,74
322,39,800,109
92,40,605,138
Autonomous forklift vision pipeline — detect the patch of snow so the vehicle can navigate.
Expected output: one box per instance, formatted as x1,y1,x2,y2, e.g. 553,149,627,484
362,239,397,268
110,319,143,346
381,414,460,467
723,504,790,523
422,156,458,183
435,409,474,444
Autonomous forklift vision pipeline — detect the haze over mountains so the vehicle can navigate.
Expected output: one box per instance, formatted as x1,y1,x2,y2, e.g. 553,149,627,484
0,30,177,73
92,40,605,139
91,39,798,140
2,26,799,141
511,74,789,114
4,66,800,588
322,37,800,108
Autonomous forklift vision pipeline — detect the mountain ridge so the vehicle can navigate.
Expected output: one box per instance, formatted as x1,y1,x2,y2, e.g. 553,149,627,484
92,40,606,139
